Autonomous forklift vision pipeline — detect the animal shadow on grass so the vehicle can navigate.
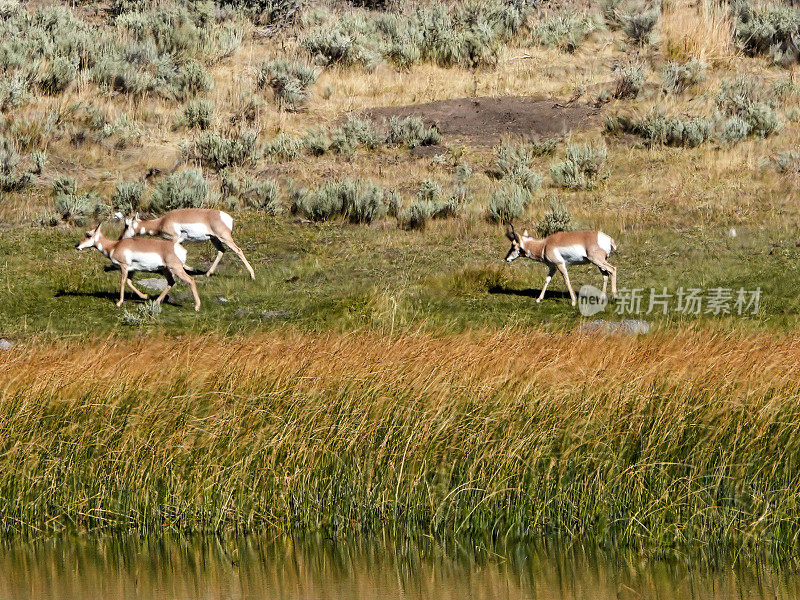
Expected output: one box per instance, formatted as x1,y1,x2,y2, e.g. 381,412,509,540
54,288,183,307
488,285,572,300
101,264,205,276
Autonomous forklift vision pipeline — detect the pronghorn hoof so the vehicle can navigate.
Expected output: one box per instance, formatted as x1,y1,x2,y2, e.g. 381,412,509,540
571,300,577,307
536,299,542,304
116,301,123,307
194,305,201,312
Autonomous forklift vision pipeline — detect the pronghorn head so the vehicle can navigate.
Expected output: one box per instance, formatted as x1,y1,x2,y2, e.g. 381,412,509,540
120,212,142,239
75,223,103,251
504,224,530,262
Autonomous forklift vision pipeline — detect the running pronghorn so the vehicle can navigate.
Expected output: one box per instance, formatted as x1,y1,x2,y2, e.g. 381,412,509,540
504,224,618,306
76,223,202,311
117,208,255,280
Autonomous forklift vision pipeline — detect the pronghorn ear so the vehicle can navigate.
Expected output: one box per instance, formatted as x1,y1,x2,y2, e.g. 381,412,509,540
113,211,123,221
522,229,529,238
134,212,140,220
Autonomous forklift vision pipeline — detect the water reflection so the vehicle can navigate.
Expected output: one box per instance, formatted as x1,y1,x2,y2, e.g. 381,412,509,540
0,533,798,599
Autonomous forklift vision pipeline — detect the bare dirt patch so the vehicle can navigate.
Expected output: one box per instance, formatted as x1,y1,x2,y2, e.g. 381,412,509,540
367,96,602,145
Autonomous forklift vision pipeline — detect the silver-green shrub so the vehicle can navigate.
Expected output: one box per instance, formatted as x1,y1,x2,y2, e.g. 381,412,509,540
662,59,706,94
386,117,441,148
180,99,215,130
613,64,646,99
112,179,145,214
536,197,574,237
292,179,387,224
149,169,209,212
550,143,608,189
486,183,531,223
195,130,259,170
264,133,303,161
531,11,600,52
257,59,318,111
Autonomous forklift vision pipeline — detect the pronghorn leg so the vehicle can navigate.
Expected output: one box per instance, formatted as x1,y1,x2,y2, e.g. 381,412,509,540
588,252,611,300
170,262,201,312
217,234,255,280
205,237,225,277
537,266,557,303
589,250,618,299
609,263,618,299
556,263,577,306
126,278,149,299
206,251,225,277
154,272,175,306
595,258,618,299
116,266,129,307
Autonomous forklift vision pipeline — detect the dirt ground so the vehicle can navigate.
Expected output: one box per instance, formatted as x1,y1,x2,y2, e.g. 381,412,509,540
367,96,602,144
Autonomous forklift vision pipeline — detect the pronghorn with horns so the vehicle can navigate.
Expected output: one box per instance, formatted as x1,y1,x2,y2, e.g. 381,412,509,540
504,224,618,306
76,223,202,311
117,208,255,280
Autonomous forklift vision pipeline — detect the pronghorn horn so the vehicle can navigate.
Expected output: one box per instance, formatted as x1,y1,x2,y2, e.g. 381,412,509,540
505,223,516,241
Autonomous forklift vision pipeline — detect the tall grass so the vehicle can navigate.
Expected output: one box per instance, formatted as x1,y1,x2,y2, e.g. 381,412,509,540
661,0,734,64
2,328,800,555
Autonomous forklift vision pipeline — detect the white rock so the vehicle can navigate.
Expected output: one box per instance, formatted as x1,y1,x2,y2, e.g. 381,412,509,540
137,278,168,291
579,319,650,335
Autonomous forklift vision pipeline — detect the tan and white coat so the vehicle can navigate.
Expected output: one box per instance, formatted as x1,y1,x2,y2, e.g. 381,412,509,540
119,208,255,280
76,223,202,311
504,224,618,306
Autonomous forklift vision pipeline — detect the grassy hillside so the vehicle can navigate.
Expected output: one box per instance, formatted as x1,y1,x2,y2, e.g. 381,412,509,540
0,0,798,336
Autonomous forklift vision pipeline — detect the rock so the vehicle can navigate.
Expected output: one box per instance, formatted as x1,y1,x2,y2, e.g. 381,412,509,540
138,278,168,291
729,227,737,238
0,338,13,351
579,319,650,335
217,296,228,303
235,309,292,321
166,291,192,303
262,310,291,320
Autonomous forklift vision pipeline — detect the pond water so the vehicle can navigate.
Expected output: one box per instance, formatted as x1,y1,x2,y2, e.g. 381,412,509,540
1,533,798,600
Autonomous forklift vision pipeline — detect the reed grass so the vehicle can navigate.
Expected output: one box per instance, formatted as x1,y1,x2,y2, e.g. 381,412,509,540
2,327,800,556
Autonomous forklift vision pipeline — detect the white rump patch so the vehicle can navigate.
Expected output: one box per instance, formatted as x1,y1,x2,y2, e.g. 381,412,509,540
220,211,233,231
597,232,613,256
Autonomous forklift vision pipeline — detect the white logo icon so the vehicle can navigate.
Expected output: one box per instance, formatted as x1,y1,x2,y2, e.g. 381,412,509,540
578,285,608,316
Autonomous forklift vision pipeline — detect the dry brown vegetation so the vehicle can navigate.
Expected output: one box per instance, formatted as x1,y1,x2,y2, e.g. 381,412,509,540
1,327,800,553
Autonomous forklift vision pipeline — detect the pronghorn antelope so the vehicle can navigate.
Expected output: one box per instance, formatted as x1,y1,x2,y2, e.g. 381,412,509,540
118,209,255,280
76,223,202,311
504,224,618,306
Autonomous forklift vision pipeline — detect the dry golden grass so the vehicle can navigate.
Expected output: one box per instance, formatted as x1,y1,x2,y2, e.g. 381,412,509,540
4,326,800,399
661,0,736,65
2,327,800,551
